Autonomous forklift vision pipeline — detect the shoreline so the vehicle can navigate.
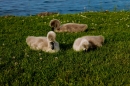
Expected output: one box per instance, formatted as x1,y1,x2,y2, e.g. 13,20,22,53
1,10,130,17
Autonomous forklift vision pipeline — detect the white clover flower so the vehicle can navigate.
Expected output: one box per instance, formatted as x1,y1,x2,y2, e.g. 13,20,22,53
12,56,15,59
15,62,18,66
39,58,42,60
26,55,29,57
55,57,58,60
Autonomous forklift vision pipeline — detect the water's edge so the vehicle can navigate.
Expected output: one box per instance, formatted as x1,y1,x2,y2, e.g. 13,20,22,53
0,0,130,16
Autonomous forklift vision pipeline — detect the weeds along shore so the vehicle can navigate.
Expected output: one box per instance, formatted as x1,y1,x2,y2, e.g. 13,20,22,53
0,12,130,86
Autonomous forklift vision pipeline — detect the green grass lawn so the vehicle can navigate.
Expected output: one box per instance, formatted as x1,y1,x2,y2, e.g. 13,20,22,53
0,11,130,86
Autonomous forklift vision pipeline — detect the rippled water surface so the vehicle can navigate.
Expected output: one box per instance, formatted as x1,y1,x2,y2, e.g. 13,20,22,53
0,0,130,16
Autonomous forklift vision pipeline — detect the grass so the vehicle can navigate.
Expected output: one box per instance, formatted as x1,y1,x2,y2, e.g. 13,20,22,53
0,11,130,86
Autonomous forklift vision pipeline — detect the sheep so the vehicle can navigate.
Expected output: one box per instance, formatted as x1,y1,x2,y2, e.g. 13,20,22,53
49,19,88,32
26,31,60,53
73,35,104,52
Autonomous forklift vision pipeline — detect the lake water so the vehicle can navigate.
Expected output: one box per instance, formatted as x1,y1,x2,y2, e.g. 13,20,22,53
0,0,130,16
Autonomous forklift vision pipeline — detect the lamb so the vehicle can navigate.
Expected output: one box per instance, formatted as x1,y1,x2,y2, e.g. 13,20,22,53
73,35,104,52
49,19,88,32
26,31,60,53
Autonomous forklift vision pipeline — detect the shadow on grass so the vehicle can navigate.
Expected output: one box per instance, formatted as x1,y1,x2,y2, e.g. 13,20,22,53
60,43,73,50
59,42,99,53
85,27,97,32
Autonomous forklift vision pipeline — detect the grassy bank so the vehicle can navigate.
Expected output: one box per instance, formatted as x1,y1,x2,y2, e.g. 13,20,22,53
0,12,130,86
